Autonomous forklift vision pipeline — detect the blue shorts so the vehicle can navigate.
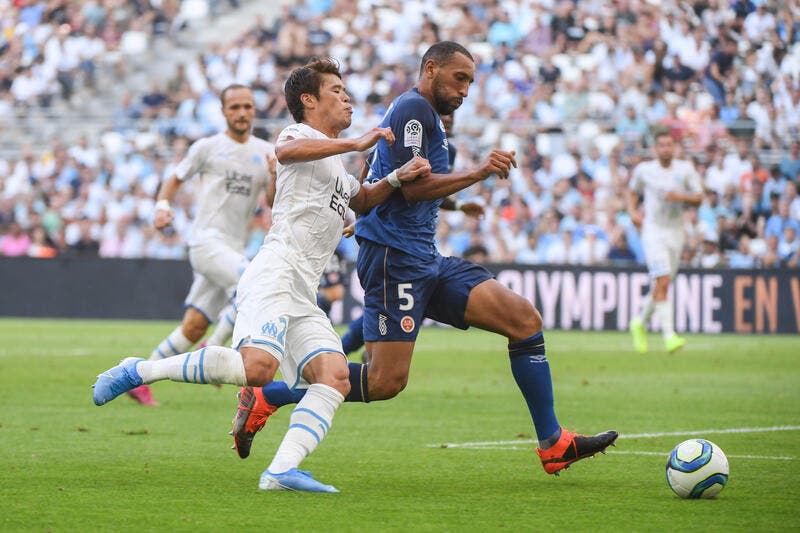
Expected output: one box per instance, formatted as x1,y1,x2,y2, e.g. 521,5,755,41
356,240,494,342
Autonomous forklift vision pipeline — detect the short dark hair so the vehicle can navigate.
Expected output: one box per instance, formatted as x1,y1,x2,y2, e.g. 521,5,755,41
220,84,251,106
652,126,673,142
284,58,342,123
419,41,474,76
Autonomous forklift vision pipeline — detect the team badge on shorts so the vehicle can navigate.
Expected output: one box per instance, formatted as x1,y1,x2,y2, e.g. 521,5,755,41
400,315,415,333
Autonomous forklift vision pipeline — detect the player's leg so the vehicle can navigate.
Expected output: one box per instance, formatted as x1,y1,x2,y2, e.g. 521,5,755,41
128,304,210,406
92,344,259,406
258,315,349,492
447,260,617,474
203,302,236,347
659,240,685,353
631,234,671,353
340,314,365,355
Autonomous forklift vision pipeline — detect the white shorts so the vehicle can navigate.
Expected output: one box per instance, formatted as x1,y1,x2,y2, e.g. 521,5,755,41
185,239,249,322
642,228,683,278
232,244,345,389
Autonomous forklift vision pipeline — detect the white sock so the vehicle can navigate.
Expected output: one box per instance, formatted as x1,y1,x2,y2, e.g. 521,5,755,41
655,300,675,338
149,326,193,360
137,345,247,386
639,293,655,323
205,304,236,347
267,383,344,474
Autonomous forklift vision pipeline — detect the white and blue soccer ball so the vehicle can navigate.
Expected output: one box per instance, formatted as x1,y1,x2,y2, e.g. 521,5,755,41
665,439,729,499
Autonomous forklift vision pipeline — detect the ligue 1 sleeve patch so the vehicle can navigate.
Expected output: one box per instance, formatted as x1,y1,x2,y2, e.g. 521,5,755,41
403,120,423,149
400,315,415,333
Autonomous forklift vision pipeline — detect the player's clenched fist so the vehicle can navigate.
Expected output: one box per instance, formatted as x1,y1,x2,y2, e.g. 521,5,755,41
153,205,174,230
478,149,517,180
397,155,431,183
353,127,395,152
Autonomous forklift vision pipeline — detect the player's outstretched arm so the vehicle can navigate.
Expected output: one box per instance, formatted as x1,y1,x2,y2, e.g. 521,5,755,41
400,149,516,203
153,174,182,230
349,156,431,214
440,197,485,218
276,127,394,164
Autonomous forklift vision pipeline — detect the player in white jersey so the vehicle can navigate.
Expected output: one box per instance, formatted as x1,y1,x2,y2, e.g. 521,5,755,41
125,84,276,406
627,129,703,353
92,58,430,492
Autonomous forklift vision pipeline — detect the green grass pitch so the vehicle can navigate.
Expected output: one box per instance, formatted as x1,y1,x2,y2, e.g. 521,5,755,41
1,318,798,531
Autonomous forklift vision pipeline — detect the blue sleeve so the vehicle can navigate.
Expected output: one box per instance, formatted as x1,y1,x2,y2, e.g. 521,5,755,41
387,98,437,169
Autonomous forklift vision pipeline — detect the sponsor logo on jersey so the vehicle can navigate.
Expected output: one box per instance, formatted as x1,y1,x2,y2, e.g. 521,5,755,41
329,175,351,221
400,315,415,333
404,119,422,150
225,170,253,196
378,314,388,336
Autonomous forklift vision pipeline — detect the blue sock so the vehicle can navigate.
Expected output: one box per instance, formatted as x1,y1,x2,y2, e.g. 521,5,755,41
345,361,369,402
261,381,306,407
508,332,560,442
262,363,369,405
341,316,364,354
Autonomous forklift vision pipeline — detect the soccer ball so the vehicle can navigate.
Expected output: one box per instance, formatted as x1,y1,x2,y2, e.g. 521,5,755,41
665,439,729,499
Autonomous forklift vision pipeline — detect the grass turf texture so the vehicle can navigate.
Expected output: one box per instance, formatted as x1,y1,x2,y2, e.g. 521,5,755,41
1,318,798,532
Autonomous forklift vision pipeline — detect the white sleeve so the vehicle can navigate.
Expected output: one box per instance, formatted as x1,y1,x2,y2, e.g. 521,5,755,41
277,124,311,144
174,138,208,181
346,173,362,198
685,162,704,194
629,163,644,194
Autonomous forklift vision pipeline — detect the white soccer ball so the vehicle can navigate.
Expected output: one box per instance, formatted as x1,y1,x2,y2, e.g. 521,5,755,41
665,439,729,499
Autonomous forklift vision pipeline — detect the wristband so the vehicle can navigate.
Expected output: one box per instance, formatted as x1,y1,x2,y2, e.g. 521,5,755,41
155,199,172,212
386,170,401,188
455,200,465,211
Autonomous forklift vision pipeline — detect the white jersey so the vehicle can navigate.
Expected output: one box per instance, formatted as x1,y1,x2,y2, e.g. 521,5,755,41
630,158,703,233
174,132,274,249
265,123,361,301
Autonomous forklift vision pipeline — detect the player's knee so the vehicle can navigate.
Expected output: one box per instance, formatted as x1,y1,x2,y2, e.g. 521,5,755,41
182,317,209,343
368,372,408,400
505,296,543,340
241,351,277,386
318,369,350,398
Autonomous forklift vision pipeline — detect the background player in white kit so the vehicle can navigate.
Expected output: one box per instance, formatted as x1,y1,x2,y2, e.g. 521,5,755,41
626,129,703,353
125,84,276,406
92,58,430,492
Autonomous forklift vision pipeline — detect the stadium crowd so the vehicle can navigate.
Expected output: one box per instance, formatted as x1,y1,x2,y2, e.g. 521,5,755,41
1,0,800,269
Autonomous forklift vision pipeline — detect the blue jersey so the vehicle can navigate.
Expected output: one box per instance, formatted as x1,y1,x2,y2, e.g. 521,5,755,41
355,88,450,260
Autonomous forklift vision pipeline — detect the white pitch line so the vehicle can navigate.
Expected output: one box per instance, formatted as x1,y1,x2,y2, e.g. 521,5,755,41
609,450,795,461
431,425,800,449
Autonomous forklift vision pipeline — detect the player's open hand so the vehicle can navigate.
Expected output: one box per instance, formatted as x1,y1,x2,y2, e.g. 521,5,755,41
479,149,517,180
153,208,174,231
353,127,395,152
396,156,431,183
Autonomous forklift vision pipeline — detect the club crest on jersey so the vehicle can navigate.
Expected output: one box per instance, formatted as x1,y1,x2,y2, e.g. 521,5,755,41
404,120,422,149
378,314,388,336
400,315,415,333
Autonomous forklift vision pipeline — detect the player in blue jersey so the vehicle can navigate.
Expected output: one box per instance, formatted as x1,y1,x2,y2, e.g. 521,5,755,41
232,42,617,475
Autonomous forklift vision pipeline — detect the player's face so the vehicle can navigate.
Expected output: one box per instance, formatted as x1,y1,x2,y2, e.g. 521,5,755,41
222,88,255,137
654,134,675,165
431,52,475,115
316,73,352,131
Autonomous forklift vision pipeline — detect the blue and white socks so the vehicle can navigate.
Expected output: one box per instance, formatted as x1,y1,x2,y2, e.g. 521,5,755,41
136,345,247,386
149,326,193,360
267,383,344,474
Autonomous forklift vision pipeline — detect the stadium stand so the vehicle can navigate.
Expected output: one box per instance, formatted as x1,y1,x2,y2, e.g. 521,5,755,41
1,0,799,268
